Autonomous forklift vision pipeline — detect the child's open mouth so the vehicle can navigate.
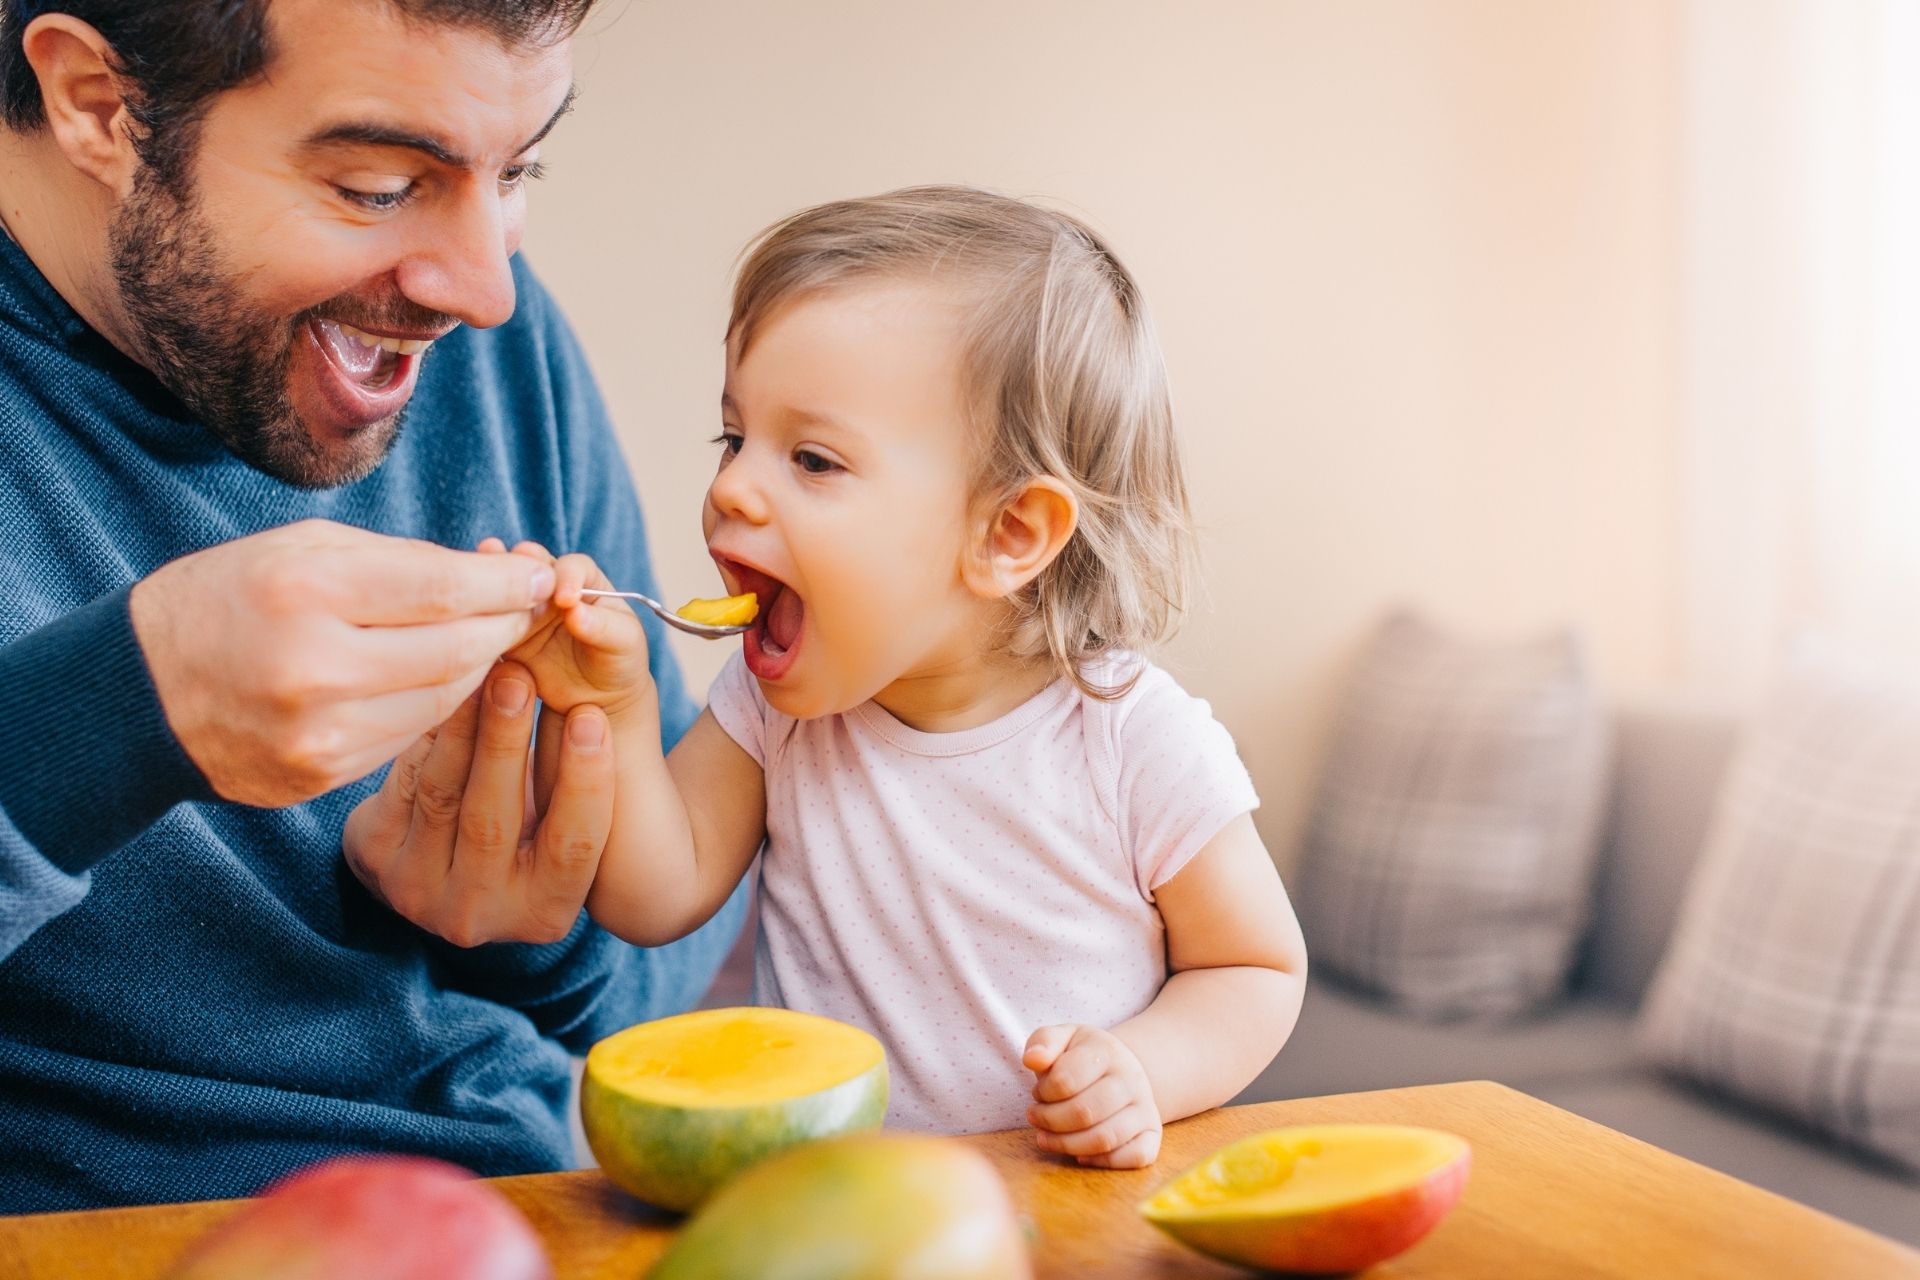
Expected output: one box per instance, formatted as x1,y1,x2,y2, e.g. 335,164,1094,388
715,557,805,680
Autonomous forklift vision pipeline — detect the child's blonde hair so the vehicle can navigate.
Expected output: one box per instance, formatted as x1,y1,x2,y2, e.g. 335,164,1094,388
727,185,1195,698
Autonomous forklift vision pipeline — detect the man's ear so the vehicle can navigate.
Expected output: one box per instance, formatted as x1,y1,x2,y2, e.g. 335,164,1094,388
962,477,1079,601
21,15,141,195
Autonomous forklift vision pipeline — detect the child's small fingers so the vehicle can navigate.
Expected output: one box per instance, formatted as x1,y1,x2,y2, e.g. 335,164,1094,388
1076,1127,1161,1170
1032,1103,1157,1159
1031,1032,1107,1103
1023,1025,1075,1075
511,540,555,562
504,609,564,663
476,537,507,554
564,595,643,652
549,556,592,608
1027,1075,1130,1134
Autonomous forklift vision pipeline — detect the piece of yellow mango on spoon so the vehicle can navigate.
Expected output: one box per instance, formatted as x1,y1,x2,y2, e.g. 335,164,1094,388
676,593,759,627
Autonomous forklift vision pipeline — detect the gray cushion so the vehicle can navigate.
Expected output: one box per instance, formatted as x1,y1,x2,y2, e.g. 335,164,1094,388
1637,649,1920,1173
1236,977,1639,1104
1295,612,1612,1020
1531,1073,1920,1247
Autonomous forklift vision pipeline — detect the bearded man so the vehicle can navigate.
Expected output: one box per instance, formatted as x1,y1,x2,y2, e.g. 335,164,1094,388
0,0,743,1211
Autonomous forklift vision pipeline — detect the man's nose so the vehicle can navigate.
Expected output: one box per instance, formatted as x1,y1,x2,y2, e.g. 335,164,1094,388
392,184,518,330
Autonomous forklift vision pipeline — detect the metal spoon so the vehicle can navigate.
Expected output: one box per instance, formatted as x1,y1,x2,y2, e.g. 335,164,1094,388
575,588,753,638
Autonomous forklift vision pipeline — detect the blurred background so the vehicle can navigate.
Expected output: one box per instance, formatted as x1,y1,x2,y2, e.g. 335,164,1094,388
522,0,1917,868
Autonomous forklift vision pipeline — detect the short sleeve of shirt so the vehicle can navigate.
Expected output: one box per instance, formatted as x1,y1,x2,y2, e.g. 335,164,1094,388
705,650,772,768
1110,666,1261,898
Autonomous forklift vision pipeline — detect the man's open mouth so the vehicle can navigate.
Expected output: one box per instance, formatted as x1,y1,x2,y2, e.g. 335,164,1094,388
311,318,435,392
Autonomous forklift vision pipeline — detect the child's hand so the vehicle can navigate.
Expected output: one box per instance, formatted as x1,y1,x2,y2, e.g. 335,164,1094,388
1022,1023,1163,1169
481,539,653,718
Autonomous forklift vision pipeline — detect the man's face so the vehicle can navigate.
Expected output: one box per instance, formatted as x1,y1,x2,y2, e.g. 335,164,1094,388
109,0,574,487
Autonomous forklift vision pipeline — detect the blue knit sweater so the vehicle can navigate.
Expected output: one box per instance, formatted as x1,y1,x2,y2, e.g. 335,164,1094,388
0,231,744,1212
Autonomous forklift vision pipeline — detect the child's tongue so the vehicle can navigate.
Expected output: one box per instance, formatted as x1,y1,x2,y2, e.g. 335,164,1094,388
764,586,805,653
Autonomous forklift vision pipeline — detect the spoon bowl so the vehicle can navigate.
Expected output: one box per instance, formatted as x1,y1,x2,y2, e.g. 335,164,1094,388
577,588,752,638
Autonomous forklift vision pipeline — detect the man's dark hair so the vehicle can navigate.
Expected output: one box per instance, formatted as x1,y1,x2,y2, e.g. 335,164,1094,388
1,0,593,181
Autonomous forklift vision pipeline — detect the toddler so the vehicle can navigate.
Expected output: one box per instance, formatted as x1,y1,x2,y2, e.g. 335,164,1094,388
508,186,1305,1168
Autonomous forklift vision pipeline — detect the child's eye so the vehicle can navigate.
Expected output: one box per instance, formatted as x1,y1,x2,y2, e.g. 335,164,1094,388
794,449,840,475
710,431,744,457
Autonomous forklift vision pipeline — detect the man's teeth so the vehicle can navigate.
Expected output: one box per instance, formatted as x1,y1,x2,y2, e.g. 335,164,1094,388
332,321,433,356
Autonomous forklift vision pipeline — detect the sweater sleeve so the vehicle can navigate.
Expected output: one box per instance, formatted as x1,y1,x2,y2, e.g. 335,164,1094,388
0,587,215,958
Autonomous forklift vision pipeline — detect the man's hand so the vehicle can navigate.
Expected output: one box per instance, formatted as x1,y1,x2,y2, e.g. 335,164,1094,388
342,660,615,947
130,520,555,807
1023,1023,1164,1169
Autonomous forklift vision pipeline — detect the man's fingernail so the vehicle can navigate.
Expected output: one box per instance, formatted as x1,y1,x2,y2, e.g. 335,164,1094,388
492,677,530,715
569,714,605,751
529,567,556,604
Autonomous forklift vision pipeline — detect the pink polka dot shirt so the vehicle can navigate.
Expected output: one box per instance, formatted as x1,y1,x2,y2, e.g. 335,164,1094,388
705,651,1259,1135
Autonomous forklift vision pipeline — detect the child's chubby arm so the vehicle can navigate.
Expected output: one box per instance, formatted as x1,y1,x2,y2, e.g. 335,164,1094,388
487,540,767,946
1023,814,1307,1169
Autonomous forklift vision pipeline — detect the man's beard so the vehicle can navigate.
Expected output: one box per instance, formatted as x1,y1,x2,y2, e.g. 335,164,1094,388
107,165,448,489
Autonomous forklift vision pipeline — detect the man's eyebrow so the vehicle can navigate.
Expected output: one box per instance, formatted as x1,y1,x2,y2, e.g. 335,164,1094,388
301,85,578,168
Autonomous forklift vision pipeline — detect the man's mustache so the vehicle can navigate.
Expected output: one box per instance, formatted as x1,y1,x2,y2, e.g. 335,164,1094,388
303,297,461,338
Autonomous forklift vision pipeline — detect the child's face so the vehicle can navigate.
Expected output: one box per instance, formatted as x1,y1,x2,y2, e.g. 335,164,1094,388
704,279,995,719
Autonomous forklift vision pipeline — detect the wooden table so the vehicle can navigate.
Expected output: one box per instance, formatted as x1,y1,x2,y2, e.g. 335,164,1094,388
3,1081,1916,1278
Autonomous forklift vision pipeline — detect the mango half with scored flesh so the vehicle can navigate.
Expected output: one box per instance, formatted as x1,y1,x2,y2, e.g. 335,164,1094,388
648,1133,1033,1280
580,1006,886,1212
675,593,758,626
1139,1124,1470,1273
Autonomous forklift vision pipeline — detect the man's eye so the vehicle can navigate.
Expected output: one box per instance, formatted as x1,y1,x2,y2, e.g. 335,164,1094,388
500,160,549,191
794,449,839,475
338,184,415,212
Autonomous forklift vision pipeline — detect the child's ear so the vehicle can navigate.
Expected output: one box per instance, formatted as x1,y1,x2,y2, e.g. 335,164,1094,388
962,478,1078,600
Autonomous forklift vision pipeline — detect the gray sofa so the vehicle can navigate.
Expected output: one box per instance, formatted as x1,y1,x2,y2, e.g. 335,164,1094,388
1234,699,1920,1247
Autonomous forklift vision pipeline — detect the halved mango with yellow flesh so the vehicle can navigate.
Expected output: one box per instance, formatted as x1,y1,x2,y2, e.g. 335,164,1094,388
580,1007,887,1212
1139,1124,1470,1273
676,593,758,626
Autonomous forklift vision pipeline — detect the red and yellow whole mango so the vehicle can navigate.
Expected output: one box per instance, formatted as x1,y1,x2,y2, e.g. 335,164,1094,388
167,1155,550,1280
648,1132,1032,1280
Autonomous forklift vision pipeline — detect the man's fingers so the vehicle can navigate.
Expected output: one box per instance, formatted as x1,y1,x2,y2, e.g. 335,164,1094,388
333,542,555,625
446,664,536,904
341,729,440,899
527,705,615,934
1027,1075,1131,1135
400,684,485,871
343,612,545,696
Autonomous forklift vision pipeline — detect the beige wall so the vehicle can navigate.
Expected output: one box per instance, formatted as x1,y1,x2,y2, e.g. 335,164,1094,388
523,0,1683,868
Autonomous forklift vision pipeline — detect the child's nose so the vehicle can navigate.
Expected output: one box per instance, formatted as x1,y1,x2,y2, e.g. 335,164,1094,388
706,456,772,525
